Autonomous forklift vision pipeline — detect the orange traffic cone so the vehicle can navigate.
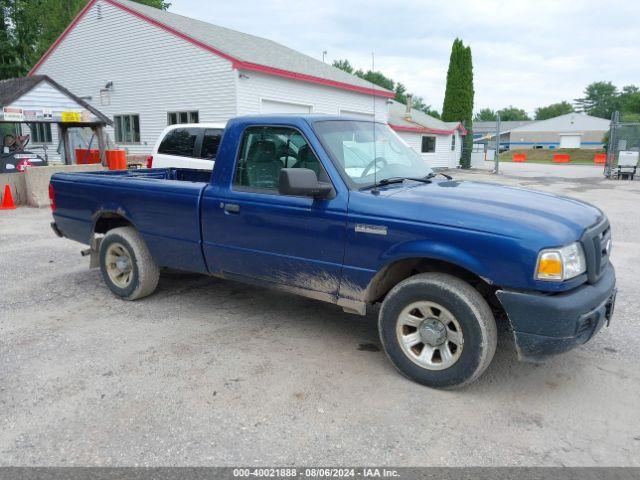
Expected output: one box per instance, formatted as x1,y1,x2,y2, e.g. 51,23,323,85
0,184,16,210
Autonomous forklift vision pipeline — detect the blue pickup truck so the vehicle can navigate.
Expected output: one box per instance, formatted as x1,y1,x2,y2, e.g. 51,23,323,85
49,115,616,388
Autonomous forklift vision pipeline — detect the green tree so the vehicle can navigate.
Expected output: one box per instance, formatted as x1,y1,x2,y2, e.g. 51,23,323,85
497,105,530,121
474,108,497,121
332,58,439,118
1,0,169,80
442,38,474,168
353,68,395,92
411,96,440,118
618,85,640,115
575,81,618,119
332,58,354,74
534,101,574,120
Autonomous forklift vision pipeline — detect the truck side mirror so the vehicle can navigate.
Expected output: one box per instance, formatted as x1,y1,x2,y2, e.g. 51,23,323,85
279,168,333,199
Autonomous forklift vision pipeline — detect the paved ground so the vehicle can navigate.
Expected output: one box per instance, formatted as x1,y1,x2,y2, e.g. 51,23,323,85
1,166,640,466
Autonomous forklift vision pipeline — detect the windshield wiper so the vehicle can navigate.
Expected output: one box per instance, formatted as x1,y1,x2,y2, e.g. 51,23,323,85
360,176,432,191
425,172,453,180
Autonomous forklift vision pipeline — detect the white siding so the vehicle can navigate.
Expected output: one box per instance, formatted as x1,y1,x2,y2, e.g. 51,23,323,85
34,0,236,156
397,131,456,168
237,70,389,122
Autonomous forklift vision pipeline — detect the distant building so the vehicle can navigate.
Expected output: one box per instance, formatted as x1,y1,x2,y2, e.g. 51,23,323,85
476,114,610,150
473,120,533,147
388,99,465,168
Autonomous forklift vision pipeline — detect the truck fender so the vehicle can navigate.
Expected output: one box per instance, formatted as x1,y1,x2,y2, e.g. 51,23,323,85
363,239,490,302
88,207,138,268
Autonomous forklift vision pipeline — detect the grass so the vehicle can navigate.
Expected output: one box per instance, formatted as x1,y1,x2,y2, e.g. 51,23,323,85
498,148,605,165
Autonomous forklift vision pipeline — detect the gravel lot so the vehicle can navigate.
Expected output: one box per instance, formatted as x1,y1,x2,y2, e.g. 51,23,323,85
1,164,639,466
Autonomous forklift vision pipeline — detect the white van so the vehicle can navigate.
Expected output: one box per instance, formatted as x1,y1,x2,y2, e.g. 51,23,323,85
149,123,226,170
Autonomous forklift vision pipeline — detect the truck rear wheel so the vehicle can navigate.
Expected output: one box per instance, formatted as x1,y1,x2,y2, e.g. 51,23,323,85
378,273,497,389
99,227,159,300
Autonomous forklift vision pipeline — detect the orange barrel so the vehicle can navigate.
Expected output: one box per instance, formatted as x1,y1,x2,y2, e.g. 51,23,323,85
513,153,527,162
553,154,570,163
75,149,87,164
75,149,101,164
106,150,127,170
594,153,606,164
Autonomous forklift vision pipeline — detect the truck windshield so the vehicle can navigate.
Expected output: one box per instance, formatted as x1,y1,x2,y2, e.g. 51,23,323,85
314,120,433,189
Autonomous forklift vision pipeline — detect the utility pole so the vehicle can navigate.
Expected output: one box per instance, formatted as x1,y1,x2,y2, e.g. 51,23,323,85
494,112,501,174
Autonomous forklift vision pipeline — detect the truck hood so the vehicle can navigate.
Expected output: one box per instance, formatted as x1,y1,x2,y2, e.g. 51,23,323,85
369,180,603,244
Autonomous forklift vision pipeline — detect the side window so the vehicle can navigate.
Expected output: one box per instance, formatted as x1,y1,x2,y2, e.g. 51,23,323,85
421,136,436,153
451,134,456,151
233,126,323,191
201,129,223,159
158,128,199,157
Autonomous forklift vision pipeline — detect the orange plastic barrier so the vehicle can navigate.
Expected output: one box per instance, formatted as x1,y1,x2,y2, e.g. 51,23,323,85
594,153,606,164
513,153,526,162
553,154,570,163
106,150,127,170
75,149,101,164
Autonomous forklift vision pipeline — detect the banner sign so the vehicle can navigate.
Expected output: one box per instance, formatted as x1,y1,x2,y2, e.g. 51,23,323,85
2,107,24,122
61,111,82,122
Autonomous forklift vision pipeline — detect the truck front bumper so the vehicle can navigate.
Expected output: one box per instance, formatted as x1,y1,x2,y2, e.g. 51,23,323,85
496,264,616,361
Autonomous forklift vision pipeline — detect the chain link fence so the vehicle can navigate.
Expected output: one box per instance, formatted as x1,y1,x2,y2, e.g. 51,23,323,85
605,112,640,178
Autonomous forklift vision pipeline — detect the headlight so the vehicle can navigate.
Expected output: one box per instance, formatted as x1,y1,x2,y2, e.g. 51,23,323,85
535,242,586,281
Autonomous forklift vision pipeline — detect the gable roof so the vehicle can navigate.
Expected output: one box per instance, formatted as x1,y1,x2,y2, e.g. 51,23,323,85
388,100,465,135
0,75,112,125
509,113,610,132
30,0,394,99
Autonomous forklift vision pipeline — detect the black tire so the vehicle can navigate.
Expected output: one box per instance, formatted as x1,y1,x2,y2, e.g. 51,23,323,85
99,227,159,300
379,272,497,389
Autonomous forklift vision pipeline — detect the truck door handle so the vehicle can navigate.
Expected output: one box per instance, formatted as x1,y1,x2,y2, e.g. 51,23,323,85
223,203,240,214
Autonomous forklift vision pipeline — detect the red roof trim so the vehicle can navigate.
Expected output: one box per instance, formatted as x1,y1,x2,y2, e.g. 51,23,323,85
30,0,395,99
389,123,455,135
236,62,395,98
28,0,98,75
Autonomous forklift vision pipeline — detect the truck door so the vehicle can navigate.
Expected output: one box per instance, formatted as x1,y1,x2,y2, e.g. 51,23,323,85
201,125,348,296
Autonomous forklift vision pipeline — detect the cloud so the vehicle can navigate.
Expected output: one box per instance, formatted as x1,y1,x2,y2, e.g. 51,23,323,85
169,0,640,115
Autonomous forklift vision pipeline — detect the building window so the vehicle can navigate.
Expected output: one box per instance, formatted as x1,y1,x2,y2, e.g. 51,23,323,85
167,111,199,125
421,136,436,153
451,134,456,151
29,123,52,143
114,114,140,143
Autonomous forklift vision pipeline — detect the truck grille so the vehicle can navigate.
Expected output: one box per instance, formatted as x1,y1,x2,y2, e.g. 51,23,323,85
580,218,611,284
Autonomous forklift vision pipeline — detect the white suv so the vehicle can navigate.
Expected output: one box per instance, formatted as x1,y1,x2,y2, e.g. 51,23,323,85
149,123,226,170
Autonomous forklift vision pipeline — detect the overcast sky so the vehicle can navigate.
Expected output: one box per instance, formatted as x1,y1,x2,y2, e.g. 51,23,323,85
169,0,640,116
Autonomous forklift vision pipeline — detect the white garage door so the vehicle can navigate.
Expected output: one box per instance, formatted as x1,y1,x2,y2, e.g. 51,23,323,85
559,135,581,148
261,99,312,114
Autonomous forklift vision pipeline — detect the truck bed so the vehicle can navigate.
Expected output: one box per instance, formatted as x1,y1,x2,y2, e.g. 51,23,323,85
51,168,212,273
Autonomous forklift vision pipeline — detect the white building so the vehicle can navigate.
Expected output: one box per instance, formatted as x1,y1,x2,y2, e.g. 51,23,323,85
28,0,393,159
388,100,465,168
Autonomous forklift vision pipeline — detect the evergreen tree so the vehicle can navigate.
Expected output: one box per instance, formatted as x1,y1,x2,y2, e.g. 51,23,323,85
442,39,474,168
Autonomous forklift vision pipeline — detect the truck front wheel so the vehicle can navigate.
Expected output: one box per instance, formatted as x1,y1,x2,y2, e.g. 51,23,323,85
379,273,497,389
99,227,160,300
